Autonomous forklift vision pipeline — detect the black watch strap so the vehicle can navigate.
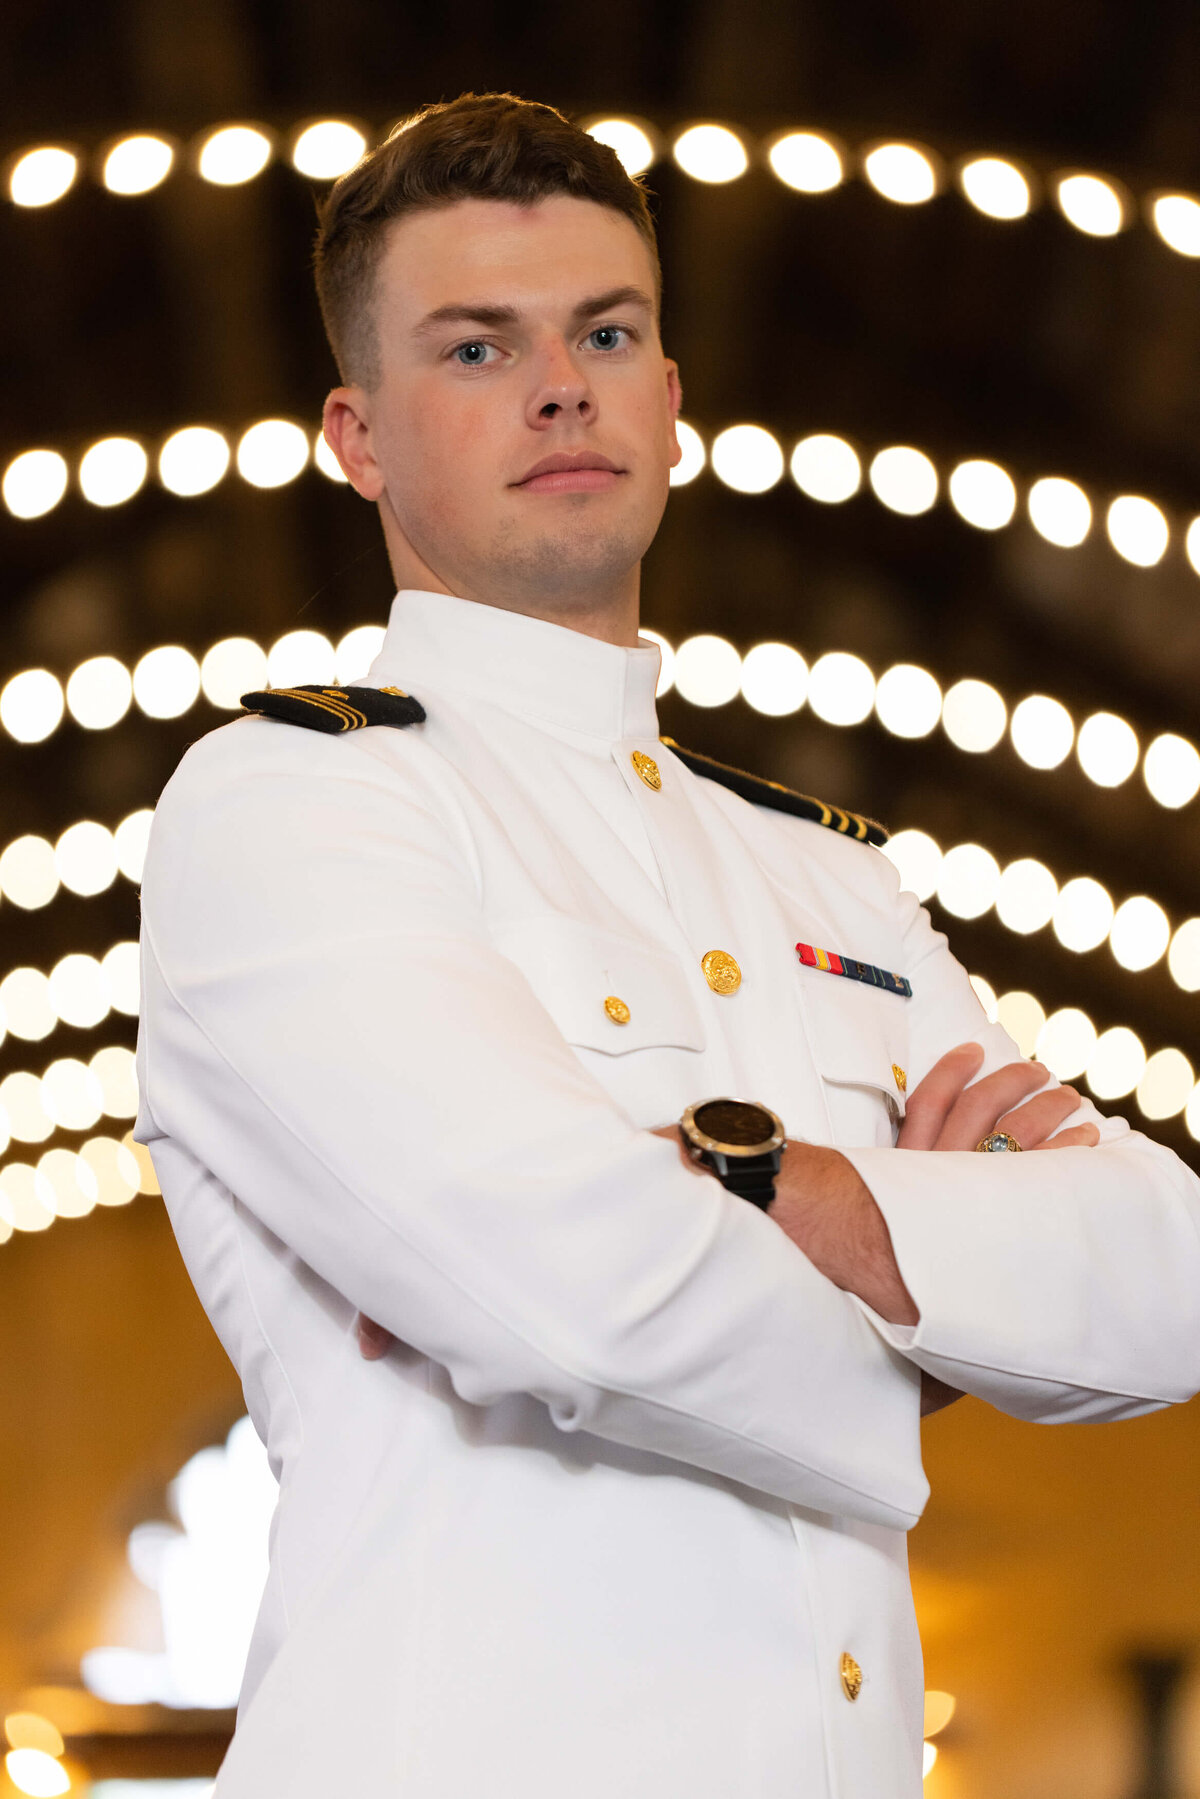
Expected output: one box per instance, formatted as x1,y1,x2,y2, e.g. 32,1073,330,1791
713,1153,779,1211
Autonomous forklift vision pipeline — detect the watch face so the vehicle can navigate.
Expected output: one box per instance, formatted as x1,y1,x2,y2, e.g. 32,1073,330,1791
690,1099,781,1156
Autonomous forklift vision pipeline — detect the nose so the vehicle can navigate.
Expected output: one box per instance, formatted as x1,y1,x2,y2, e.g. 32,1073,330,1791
525,335,597,430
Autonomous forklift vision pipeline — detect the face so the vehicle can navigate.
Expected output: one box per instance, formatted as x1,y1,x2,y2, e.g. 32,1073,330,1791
324,195,682,641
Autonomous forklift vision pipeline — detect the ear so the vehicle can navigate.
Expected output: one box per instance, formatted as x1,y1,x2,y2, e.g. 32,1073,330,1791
664,358,684,469
322,387,386,501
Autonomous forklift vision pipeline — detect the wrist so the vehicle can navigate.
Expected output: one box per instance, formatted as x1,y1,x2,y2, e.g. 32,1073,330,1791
772,1145,919,1327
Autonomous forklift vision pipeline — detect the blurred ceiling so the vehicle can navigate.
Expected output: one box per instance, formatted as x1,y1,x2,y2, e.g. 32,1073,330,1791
1,2,1199,1792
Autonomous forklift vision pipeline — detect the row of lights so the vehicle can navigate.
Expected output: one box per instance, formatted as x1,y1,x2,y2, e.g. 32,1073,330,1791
1,614,1196,836
0,943,138,1044
0,1045,138,1150
0,811,151,907
5,414,1199,589
0,1133,153,1245
966,971,1198,1128
8,111,1200,265
882,828,1200,987
4,1710,75,1797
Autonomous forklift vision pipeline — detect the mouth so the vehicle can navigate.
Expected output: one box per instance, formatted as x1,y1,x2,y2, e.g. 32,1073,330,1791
512,451,625,495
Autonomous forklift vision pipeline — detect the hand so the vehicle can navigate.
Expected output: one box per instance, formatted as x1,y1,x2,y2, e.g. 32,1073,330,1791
898,1041,1099,1152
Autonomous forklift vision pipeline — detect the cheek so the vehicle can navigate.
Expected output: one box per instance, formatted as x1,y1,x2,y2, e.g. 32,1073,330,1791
384,392,498,522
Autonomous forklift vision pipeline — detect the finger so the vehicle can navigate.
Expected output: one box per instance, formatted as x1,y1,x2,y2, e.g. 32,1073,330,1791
356,1313,393,1360
1031,1122,1101,1150
938,1061,1050,1151
995,1085,1083,1150
897,1043,986,1150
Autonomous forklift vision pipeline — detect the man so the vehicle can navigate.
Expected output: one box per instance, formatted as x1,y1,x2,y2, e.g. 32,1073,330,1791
133,93,1200,1797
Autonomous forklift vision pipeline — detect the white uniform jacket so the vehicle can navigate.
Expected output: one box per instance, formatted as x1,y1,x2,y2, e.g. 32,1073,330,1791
134,587,1200,1799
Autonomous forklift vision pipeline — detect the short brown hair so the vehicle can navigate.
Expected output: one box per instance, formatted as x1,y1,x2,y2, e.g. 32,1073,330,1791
313,92,661,390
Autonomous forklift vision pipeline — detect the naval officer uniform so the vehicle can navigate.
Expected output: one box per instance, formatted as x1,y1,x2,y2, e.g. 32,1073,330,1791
134,586,1200,1798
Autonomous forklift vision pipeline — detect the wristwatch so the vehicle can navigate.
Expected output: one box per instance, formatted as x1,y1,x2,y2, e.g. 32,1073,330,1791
679,1098,786,1211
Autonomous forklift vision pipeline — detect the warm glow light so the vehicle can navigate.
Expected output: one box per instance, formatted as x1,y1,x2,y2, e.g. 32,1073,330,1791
40,1059,104,1132
673,635,742,707
1010,694,1074,770
1109,895,1170,971
740,642,808,716
236,419,309,489
948,458,1016,530
1144,733,1200,808
670,420,706,487
586,119,655,177
9,147,77,208
959,156,1031,220
1028,476,1092,548
197,124,272,186
200,637,267,709
0,837,58,910
334,625,386,685
66,656,133,731
711,425,784,493
995,858,1058,934
874,664,941,738
1151,193,1200,256
55,822,117,897
91,1046,139,1118
638,628,676,698
3,449,69,520
882,829,942,902
672,124,748,184
4,1746,69,1796
791,434,861,503
923,1742,938,1779
0,1166,54,1233
49,953,109,1030
922,1690,957,1737
133,646,201,720
996,990,1046,1058
267,630,336,689
103,942,141,1016
1054,876,1115,953
79,436,148,508
1076,712,1139,787
3,1717,64,1760
1037,1007,1098,1081
37,1145,98,1219
291,120,366,179
1137,1047,1194,1120
82,1135,142,1206
312,432,348,483
970,973,999,1020
937,843,1001,920
1056,173,1125,236
869,446,938,515
114,812,154,884
1186,1085,1200,1144
863,142,938,204
1106,494,1168,566
808,651,875,726
0,670,65,743
942,678,1007,753
1168,918,1200,991
158,426,230,497
102,134,174,195
769,132,843,193
1087,1026,1146,1099
0,1072,52,1142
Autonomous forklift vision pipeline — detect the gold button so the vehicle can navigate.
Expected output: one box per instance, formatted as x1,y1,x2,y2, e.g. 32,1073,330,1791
631,750,661,790
701,949,741,994
892,1064,907,1093
840,1653,863,1702
604,995,631,1025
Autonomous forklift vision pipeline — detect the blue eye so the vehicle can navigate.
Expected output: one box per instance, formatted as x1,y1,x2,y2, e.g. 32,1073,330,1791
454,342,492,366
588,326,628,351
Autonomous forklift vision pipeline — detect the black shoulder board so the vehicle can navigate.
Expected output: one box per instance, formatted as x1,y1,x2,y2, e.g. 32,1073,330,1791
661,736,889,847
240,683,426,734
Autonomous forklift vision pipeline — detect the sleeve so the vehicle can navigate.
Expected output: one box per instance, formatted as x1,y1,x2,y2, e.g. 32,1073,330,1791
841,860,1200,1422
135,722,927,1527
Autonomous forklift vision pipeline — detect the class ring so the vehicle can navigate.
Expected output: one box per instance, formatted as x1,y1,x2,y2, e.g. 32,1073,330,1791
976,1131,1023,1153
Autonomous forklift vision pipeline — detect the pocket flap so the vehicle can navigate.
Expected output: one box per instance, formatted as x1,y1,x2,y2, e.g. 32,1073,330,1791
493,916,706,1056
800,970,909,1113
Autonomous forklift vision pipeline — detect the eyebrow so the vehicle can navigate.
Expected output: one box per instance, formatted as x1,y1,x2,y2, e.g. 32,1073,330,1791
411,285,656,339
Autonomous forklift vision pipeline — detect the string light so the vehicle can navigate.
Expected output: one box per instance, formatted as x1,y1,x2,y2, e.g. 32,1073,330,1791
710,424,784,493
768,132,844,193
8,146,77,207
1055,172,1125,237
101,133,174,195
672,124,748,184
290,120,366,180
584,118,656,177
196,124,272,186
958,156,1032,220
862,142,939,205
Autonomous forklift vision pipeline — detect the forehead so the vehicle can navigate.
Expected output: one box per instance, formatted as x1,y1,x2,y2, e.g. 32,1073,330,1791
374,195,657,326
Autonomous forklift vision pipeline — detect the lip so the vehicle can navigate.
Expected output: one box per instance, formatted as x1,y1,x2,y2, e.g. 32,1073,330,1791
513,450,625,493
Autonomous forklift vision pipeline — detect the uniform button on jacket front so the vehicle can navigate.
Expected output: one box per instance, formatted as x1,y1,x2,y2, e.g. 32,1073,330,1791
631,750,661,790
701,949,742,994
840,1653,863,1702
604,995,631,1024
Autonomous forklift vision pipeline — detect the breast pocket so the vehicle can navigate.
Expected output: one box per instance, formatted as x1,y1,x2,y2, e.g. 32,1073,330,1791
489,915,707,1126
801,973,910,1148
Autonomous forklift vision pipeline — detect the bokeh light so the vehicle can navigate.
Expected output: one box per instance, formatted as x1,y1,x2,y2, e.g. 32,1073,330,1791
585,118,655,176
197,124,272,186
995,990,1046,1058
0,837,58,910
874,664,941,738
670,420,706,487
869,446,938,515
0,670,65,744
740,643,808,716
236,419,310,489
995,858,1058,934
267,630,336,689
200,638,268,709
882,829,942,902
672,124,748,184
768,132,843,193
79,436,148,508
1109,896,1170,971
334,625,386,685
1167,918,1200,992
941,678,1007,753
102,134,174,195
936,843,1001,919
291,120,366,179
1143,733,1200,808
863,142,938,204
791,434,861,503
3,450,69,520
1028,476,1092,548
1151,193,1200,256
55,821,118,897
638,628,676,698
158,426,230,497
133,647,201,720
958,156,1031,220
948,459,1017,530
1137,1048,1194,1120
673,635,742,707
808,651,875,726
1087,1026,1145,1099
1056,172,1125,236
711,425,783,493
9,147,77,207
66,656,133,730
1076,712,1139,787
1054,876,1115,954
1010,694,1075,769
312,432,349,483
1106,495,1168,566
1036,1008,1098,1082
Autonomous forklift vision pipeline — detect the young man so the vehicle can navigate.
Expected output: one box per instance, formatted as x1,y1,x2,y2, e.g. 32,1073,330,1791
134,94,1200,1797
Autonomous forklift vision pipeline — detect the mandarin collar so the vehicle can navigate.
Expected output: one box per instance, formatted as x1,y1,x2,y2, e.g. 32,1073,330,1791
365,588,662,744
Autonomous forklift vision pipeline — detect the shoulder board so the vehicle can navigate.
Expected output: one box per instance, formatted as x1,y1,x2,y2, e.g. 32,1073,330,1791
660,736,888,846
239,683,426,734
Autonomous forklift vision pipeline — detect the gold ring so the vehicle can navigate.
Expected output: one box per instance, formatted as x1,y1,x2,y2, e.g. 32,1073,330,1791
976,1131,1023,1153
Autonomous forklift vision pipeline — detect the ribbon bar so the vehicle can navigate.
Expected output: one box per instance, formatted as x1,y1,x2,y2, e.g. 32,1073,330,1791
795,942,912,998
